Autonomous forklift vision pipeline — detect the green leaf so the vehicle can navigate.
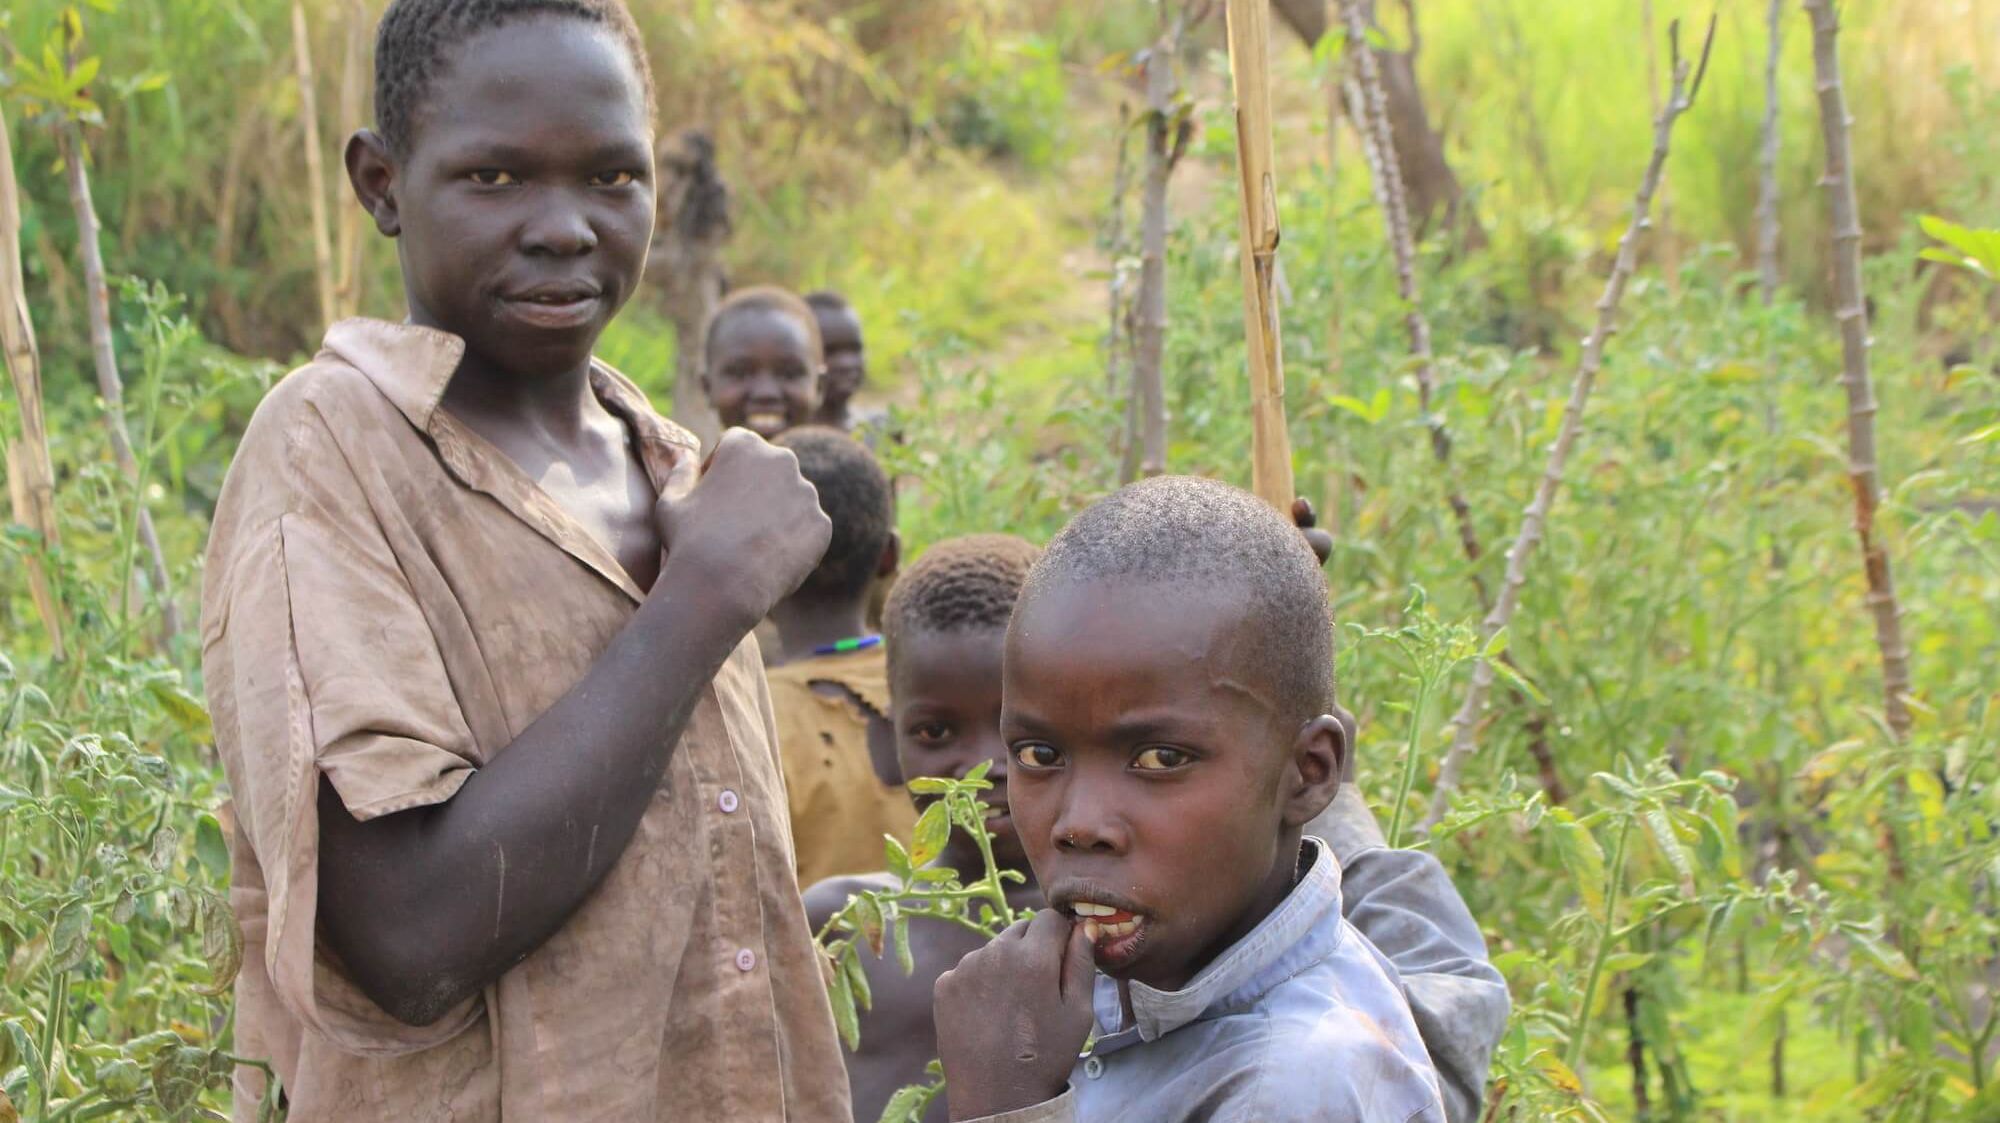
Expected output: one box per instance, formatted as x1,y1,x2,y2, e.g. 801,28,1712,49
95,1057,145,1099
883,835,912,883
1483,628,1510,658
851,893,886,957
1841,923,1917,982
194,894,244,996
0,783,28,812
964,759,992,784
150,825,180,872
844,944,873,1013
147,679,212,738
828,962,860,1051
1551,813,1608,914
904,777,951,795
151,1045,211,1118
1489,656,1548,706
1641,806,1696,896
194,813,229,879
909,801,950,868
893,914,914,977
49,898,93,973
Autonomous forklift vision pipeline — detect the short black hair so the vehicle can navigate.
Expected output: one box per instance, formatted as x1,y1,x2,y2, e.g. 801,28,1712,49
374,0,656,157
775,427,892,602
704,285,824,368
1022,476,1333,726
804,290,853,316
884,534,1041,675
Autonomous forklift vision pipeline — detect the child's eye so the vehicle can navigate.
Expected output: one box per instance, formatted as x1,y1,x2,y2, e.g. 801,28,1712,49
591,170,639,188
1132,746,1193,771
469,170,520,187
910,722,953,745
1012,743,1063,769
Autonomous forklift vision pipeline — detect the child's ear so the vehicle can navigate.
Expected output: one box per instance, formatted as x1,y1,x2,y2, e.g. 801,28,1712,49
1281,714,1347,829
876,531,902,581
345,129,401,237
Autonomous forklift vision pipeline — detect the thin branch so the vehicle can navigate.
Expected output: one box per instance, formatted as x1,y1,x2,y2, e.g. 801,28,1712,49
1423,17,1715,832
1133,26,1184,480
293,0,337,330
57,117,182,643
1339,0,1487,602
1,106,65,658
1803,0,1912,741
1757,0,1784,304
333,0,368,319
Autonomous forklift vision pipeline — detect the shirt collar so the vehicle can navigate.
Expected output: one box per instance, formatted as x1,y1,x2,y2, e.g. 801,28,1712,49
322,318,466,432
1089,836,1345,1050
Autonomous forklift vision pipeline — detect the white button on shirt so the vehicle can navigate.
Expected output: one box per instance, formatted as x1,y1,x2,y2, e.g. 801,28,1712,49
735,948,757,972
718,789,740,813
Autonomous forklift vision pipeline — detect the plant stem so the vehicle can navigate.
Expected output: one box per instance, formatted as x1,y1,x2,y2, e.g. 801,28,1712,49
1758,0,1784,304
1567,811,1635,1073
1386,675,1433,848
116,313,170,659
1423,18,1714,834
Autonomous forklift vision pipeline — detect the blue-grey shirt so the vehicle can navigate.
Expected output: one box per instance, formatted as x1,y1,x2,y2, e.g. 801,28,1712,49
966,831,1451,1123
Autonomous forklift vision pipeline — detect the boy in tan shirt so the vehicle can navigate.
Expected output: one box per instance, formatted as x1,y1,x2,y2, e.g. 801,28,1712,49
200,1,849,1117
765,427,915,883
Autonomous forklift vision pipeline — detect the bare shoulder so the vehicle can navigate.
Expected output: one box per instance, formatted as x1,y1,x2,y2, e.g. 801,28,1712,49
803,869,901,931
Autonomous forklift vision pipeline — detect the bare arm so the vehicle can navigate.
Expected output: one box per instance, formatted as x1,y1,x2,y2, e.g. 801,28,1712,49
317,431,829,1025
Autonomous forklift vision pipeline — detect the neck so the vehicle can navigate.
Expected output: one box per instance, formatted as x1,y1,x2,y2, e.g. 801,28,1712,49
813,398,851,428
419,320,601,439
768,595,871,662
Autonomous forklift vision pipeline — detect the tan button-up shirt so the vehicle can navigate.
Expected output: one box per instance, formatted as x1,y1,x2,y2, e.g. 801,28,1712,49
765,646,918,886
200,319,851,1121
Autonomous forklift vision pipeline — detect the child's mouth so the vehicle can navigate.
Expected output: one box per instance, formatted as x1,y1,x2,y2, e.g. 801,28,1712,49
745,410,787,434
503,287,602,330
1068,900,1149,964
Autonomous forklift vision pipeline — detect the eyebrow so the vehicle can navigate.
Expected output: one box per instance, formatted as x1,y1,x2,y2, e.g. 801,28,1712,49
443,139,651,167
1005,710,1209,745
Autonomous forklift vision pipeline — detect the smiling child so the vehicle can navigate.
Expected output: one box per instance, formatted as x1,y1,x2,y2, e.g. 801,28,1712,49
200,2,847,1119
701,285,824,441
803,534,1045,1123
934,477,1447,1123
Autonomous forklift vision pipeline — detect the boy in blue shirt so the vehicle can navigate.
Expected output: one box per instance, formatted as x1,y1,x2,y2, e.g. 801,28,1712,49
935,477,1453,1123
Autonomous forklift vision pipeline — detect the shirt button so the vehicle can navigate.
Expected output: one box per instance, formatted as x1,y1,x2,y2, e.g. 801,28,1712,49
735,948,757,972
1083,1056,1104,1080
718,789,740,814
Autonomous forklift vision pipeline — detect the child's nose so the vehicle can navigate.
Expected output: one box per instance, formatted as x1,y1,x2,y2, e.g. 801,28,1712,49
1050,773,1127,855
521,196,598,256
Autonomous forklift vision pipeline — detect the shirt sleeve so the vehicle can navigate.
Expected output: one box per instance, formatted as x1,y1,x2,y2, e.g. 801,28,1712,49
955,1089,1076,1123
1312,786,1512,1123
203,402,483,1055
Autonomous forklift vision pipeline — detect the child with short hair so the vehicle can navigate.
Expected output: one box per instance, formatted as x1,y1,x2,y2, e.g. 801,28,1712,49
804,290,872,432
803,533,1045,1123
702,285,823,441
934,477,1469,1123
201,2,847,1117
765,427,915,883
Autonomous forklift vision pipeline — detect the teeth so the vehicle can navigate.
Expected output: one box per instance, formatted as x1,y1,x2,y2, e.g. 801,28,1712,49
1073,902,1116,917
1100,919,1138,939
1082,919,1101,942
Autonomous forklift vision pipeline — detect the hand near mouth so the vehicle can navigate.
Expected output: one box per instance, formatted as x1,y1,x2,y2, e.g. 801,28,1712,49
934,909,1097,1121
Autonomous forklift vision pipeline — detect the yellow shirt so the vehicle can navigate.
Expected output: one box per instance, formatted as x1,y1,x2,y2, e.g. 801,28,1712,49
765,646,919,886
200,319,850,1121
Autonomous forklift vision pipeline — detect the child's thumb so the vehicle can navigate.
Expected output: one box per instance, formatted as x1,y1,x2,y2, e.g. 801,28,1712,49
1058,916,1097,1007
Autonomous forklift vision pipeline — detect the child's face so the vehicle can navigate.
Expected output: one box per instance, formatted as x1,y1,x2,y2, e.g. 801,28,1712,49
890,626,1026,872
814,306,866,408
702,309,820,439
1001,580,1327,993
379,18,654,379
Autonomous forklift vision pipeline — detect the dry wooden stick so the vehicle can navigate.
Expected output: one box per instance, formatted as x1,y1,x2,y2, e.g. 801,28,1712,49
1423,18,1715,832
294,0,337,330
334,0,368,319
1757,0,1784,305
1338,0,1487,600
1133,6,1201,480
1803,0,1913,741
57,119,182,642
1,107,65,659
1225,0,1295,511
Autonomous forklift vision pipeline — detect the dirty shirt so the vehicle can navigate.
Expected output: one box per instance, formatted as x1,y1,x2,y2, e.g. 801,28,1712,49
765,645,918,885
200,319,852,1122
962,837,1448,1123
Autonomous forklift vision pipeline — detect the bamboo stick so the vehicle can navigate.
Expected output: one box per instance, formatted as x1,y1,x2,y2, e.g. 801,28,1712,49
294,0,338,330
1225,0,1294,511
57,119,182,642
334,0,368,319
1758,0,1784,305
1803,0,1913,741
1134,16,1191,481
1339,0,1487,603
1423,19,1715,833
1,107,65,659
